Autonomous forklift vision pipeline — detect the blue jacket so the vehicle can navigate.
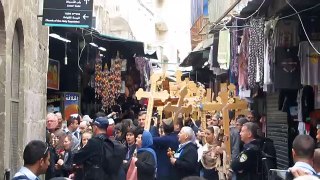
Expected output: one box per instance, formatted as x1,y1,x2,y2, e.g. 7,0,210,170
153,132,179,177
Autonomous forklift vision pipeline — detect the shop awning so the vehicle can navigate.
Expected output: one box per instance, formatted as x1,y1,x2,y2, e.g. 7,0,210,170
179,49,210,67
50,27,157,59
180,37,213,67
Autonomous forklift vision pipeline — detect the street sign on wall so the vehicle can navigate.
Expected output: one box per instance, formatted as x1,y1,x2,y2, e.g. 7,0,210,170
43,0,93,28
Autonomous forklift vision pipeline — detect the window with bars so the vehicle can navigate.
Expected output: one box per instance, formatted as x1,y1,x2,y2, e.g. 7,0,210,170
9,26,21,175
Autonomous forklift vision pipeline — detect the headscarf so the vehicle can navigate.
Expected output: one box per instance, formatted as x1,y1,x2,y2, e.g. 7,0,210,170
137,130,157,167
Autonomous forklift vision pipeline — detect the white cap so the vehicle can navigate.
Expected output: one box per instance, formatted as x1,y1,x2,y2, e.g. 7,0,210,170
83,115,92,123
108,118,114,125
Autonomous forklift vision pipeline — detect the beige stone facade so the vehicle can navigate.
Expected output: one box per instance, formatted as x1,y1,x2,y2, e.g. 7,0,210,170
0,0,49,174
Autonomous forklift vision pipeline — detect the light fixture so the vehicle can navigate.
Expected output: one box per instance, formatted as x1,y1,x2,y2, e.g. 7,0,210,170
64,43,68,65
99,53,104,57
49,33,71,43
89,42,98,47
98,47,106,51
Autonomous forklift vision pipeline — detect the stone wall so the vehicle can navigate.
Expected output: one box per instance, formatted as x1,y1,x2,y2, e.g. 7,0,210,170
0,0,49,174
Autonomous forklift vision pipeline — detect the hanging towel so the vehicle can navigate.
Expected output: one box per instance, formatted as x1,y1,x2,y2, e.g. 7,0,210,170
217,29,231,70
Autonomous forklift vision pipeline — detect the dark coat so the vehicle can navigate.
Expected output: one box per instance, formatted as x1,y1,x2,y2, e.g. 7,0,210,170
73,134,119,180
173,142,199,179
135,151,156,180
45,146,59,180
153,133,179,179
60,150,75,177
231,139,262,180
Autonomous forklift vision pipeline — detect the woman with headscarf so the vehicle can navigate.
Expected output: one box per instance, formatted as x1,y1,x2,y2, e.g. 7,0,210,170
199,126,223,179
132,130,157,180
170,126,199,179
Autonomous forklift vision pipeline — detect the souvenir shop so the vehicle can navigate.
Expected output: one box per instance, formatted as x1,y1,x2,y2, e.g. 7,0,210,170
207,0,320,169
47,27,157,120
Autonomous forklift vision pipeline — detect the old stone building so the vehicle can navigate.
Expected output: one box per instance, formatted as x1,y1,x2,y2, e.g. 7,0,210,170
0,0,49,175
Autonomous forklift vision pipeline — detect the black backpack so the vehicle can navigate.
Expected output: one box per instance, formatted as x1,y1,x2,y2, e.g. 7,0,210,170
97,135,126,175
259,138,277,180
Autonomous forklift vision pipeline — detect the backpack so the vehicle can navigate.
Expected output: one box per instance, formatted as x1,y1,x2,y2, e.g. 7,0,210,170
259,138,277,180
97,135,127,175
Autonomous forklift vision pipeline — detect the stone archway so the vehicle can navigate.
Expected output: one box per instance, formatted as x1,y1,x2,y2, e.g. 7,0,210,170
0,0,6,173
9,18,24,175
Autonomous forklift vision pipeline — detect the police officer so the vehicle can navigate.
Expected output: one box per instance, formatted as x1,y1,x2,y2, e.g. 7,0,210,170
73,117,117,180
231,122,261,180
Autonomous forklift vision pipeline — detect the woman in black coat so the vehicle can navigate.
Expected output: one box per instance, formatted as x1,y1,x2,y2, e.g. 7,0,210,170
133,130,157,180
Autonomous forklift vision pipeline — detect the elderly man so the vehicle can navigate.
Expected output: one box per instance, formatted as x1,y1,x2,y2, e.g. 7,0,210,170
47,113,59,133
170,126,198,179
55,112,63,129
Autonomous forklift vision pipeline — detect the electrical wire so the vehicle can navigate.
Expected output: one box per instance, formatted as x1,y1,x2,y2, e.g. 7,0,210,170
231,0,266,20
285,0,320,55
78,34,86,72
278,2,320,20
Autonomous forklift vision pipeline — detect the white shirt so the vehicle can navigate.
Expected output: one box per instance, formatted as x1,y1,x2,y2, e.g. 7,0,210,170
13,166,39,180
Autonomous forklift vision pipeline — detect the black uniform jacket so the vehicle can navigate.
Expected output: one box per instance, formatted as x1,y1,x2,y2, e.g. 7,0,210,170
231,139,261,180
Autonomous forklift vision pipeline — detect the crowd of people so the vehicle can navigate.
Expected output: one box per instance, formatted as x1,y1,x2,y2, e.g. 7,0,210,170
11,106,320,180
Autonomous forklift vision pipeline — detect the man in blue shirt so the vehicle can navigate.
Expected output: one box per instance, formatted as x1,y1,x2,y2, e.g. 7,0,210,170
289,135,316,175
13,140,50,180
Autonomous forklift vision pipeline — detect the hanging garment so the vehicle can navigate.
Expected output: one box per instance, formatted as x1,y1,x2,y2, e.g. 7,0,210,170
217,29,231,70
135,57,147,88
238,28,250,90
210,33,220,71
248,18,265,88
298,41,320,86
274,47,301,89
274,20,300,48
231,20,239,78
263,20,277,90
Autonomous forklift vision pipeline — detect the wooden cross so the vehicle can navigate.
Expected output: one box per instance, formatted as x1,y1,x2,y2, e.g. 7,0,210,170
136,73,170,130
222,84,248,157
164,86,192,122
200,84,230,130
175,70,183,83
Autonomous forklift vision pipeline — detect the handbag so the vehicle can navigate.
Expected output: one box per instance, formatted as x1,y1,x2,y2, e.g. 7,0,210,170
126,158,138,180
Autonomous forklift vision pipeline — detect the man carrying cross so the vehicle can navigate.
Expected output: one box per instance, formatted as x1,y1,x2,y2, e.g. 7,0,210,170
137,111,159,137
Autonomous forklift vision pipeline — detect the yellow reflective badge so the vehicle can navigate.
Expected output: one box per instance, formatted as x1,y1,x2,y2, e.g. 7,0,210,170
239,154,248,162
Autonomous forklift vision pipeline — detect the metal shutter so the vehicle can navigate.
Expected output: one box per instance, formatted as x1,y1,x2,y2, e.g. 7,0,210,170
266,93,289,169
10,28,20,174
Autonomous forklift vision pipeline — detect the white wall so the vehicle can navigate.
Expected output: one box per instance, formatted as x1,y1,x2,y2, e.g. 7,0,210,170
155,0,192,67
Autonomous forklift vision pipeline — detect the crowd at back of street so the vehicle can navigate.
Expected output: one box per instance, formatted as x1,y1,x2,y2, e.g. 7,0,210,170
10,104,320,180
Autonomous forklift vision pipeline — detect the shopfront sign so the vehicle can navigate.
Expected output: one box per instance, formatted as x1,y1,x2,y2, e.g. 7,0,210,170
43,0,93,28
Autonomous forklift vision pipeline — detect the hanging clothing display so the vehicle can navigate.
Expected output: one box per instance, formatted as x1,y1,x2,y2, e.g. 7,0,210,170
210,33,220,71
297,86,315,122
274,47,301,89
298,41,320,86
135,57,151,89
248,18,265,88
230,20,239,78
263,19,277,91
217,29,231,70
238,28,250,90
274,20,300,48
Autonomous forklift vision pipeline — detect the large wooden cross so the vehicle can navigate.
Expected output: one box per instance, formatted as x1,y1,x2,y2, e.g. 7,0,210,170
164,86,192,122
200,84,230,130
136,74,170,130
222,84,248,157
